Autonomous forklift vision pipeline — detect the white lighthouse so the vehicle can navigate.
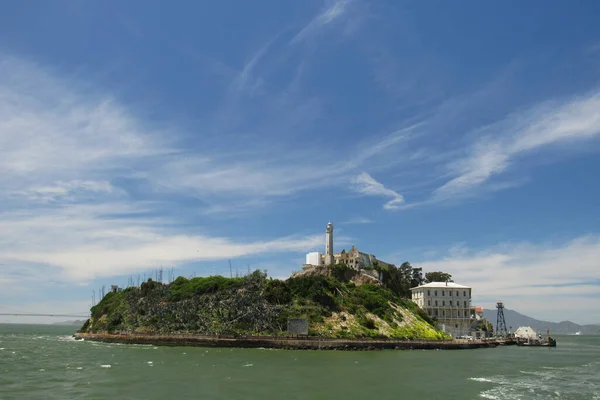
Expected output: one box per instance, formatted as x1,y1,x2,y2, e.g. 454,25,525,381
324,221,334,265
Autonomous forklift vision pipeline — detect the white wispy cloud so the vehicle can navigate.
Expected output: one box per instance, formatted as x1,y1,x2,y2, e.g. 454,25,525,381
289,0,352,44
352,172,404,210
12,180,115,202
416,235,600,324
0,52,405,213
343,217,374,224
433,91,600,201
2,52,402,290
0,204,324,282
4,46,429,221
0,55,171,200
229,34,280,97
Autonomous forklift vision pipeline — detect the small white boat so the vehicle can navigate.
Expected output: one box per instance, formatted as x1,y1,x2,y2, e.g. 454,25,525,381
574,331,582,336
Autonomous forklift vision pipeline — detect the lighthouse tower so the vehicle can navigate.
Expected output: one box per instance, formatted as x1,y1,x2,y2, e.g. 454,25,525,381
324,222,334,265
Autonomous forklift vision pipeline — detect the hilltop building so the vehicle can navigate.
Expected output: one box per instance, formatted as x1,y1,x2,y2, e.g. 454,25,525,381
410,282,473,338
304,222,392,273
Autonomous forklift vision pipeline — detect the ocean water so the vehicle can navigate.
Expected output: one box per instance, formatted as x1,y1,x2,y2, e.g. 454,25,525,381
0,324,598,400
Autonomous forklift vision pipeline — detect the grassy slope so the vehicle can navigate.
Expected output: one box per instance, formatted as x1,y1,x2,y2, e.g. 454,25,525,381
82,271,449,340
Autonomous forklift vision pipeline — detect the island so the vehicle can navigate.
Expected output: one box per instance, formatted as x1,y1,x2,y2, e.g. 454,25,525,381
76,265,503,350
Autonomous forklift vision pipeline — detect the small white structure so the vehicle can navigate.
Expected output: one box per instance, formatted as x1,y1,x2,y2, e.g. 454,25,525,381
306,252,323,266
410,282,473,338
514,326,537,340
304,222,334,267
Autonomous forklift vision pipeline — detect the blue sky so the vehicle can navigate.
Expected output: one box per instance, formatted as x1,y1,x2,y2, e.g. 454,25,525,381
1,0,600,325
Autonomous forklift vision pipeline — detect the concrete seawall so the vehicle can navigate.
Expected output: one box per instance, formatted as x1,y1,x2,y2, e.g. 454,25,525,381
75,332,514,350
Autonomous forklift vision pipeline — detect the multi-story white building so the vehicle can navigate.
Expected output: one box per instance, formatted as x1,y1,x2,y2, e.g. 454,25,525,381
410,282,473,338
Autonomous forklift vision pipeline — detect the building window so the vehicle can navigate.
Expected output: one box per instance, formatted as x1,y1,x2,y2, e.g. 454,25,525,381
450,291,452,296
442,310,445,317
464,311,468,317
463,291,466,296
427,290,430,296
464,301,467,307
434,290,437,296
450,301,453,306
427,300,431,306
435,300,438,306
434,310,438,316
456,291,459,296
442,290,445,296
442,301,445,306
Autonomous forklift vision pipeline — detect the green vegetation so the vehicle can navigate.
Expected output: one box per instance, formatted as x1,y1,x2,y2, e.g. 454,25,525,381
472,317,494,333
424,271,453,283
379,262,424,298
168,275,244,301
82,268,450,340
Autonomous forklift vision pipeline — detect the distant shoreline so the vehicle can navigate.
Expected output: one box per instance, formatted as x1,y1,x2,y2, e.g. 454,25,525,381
74,332,513,350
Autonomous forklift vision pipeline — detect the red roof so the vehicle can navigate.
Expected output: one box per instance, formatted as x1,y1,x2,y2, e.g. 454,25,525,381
475,307,483,313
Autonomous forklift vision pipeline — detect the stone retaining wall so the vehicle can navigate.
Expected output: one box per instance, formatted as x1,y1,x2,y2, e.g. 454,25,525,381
75,332,514,350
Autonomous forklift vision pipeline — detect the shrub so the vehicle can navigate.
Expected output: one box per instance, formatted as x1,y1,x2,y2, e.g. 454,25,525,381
90,291,122,320
79,319,90,332
358,315,376,330
350,284,394,318
141,278,163,296
168,276,244,301
287,276,340,310
264,279,293,304
328,263,354,281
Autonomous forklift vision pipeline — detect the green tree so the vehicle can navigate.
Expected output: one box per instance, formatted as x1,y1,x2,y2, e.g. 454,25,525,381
383,262,414,298
398,262,413,294
424,271,453,283
411,266,424,288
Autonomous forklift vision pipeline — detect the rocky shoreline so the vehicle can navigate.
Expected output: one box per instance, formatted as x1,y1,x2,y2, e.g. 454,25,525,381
74,332,514,350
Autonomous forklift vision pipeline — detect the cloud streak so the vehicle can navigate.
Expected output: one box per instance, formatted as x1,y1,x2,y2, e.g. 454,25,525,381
343,217,374,224
352,172,404,210
290,0,352,44
0,204,324,282
12,180,115,203
433,91,600,201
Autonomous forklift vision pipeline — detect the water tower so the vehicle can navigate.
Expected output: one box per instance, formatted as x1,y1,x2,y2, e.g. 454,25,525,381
496,301,508,337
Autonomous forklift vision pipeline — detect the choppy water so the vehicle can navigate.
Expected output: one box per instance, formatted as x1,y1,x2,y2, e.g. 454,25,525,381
0,324,598,399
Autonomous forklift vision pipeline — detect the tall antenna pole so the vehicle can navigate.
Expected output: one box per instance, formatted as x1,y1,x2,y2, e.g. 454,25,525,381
228,260,232,278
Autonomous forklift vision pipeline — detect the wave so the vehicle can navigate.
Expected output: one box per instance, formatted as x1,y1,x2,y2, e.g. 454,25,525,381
519,370,553,377
470,377,494,383
475,362,600,400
